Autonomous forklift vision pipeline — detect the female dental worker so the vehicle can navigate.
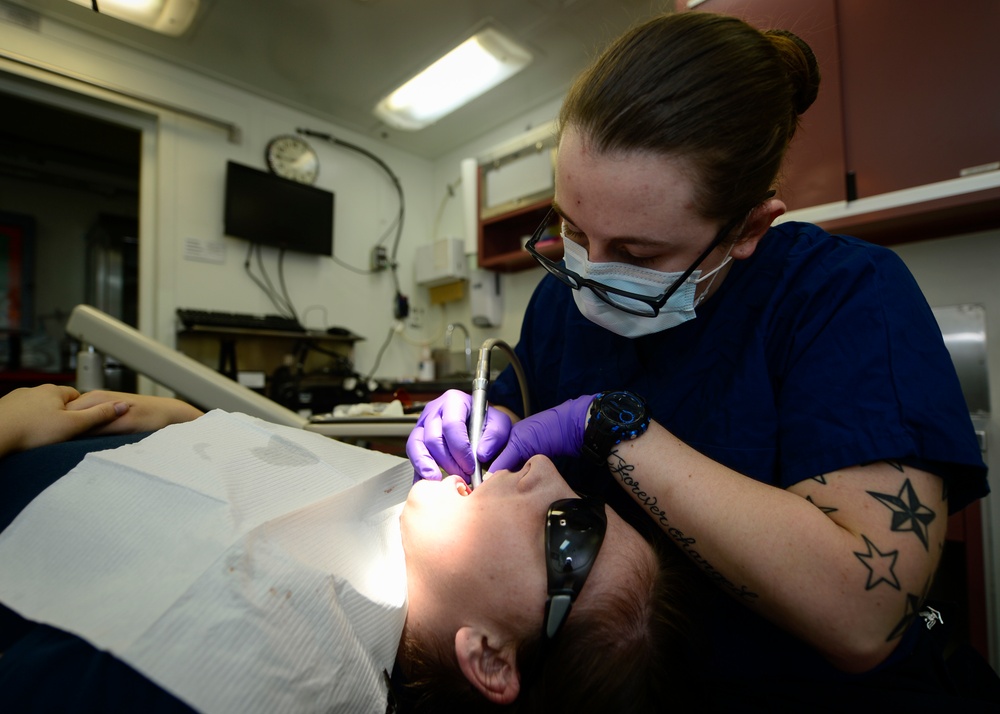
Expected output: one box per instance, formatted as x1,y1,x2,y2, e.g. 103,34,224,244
407,11,997,709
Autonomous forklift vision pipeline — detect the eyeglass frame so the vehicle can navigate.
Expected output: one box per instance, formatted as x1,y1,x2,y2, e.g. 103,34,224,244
524,195,773,317
542,496,608,641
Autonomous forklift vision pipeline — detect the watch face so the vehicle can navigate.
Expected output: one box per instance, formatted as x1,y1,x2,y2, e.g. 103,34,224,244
265,135,319,184
602,391,645,426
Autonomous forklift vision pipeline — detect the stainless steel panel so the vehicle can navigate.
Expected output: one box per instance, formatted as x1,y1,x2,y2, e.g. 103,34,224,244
932,304,990,417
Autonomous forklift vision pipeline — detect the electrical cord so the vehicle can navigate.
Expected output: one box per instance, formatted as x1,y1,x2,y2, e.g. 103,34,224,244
431,175,461,245
364,326,397,382
296,128,409,317
276,248,299,323
330,254,375,275
244,242,300,319
296,128,405,263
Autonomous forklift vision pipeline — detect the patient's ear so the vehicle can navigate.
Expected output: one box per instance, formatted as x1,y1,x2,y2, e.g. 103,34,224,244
454,626,520,704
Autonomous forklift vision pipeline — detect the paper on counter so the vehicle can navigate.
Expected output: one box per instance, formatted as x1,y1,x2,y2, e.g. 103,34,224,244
0,410,413,714
331,399,406,418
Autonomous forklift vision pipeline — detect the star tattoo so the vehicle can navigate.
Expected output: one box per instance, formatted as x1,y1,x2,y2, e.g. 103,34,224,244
806,495,838,515
887,578,932,642
888,592,923,641
854,535,900,590
868,478,936,550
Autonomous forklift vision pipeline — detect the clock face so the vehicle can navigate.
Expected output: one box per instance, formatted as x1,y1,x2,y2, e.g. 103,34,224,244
265,135,319,184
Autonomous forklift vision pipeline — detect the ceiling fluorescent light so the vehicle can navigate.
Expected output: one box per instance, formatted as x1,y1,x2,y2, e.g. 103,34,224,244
67,0,199,36
375,27,532,131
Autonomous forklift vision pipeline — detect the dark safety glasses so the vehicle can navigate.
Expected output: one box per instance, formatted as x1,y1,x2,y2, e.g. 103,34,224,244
542,497,608,640
525,196,772,317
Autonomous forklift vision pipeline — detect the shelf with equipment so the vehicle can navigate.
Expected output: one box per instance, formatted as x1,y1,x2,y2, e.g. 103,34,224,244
478,196,561,272
176,325,362,385
474,122,560,273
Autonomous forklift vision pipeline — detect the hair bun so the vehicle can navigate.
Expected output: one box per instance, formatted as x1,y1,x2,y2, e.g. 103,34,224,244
764,29,820,116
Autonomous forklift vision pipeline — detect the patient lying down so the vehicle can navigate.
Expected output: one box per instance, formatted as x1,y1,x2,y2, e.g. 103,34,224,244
0,385,689,713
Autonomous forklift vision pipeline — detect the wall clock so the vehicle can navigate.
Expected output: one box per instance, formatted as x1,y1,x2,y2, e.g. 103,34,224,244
265,135,319,185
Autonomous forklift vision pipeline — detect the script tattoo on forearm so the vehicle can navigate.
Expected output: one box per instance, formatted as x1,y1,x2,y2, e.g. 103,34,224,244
607,449,758,602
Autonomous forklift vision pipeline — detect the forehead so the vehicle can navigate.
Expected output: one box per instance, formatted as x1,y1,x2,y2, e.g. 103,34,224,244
555,126,702,233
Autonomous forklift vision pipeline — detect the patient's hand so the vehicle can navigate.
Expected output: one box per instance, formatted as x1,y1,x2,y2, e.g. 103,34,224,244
66,390,203,435
0,384,129,457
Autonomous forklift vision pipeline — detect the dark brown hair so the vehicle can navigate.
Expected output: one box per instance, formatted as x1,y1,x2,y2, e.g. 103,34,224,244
558,12,820,222
398,537,699,713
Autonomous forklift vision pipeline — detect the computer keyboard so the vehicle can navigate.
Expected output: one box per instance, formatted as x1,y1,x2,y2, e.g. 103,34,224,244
177,309,304,332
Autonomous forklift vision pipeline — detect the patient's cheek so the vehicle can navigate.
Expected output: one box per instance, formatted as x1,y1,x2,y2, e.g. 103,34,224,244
400,477,471,544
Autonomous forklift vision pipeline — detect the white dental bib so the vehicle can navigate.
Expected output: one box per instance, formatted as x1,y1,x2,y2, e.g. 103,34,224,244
0,410,412,714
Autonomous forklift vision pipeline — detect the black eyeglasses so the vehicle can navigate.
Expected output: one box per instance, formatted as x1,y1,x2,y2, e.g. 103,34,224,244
525,198,771,317
542,497,608,641
517,497,608,699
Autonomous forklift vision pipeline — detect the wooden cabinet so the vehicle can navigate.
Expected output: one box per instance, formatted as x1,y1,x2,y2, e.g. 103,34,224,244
680,0,1000,243
941,500,990,661
679,0,846,213
836,0,1000,198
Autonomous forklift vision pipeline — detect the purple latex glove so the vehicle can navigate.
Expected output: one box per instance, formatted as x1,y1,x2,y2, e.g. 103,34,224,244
488,394,597,474
406,389,513,482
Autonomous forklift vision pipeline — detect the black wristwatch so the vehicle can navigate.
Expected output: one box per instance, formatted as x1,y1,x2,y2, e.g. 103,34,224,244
582,391,651,464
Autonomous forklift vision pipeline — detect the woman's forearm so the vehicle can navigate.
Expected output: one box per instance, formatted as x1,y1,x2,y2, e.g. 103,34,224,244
610,421,946,673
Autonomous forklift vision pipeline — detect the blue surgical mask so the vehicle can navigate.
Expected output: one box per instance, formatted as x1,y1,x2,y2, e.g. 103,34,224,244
561,230,732,338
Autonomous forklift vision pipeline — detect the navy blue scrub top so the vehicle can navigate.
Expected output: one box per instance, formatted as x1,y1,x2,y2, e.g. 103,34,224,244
492,221,986,503
489,221,989,685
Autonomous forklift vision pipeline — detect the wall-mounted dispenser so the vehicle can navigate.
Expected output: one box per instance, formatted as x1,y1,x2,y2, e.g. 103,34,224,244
470,269,502,327
415,237,467,287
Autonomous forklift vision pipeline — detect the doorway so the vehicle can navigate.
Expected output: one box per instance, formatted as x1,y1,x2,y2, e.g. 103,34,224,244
0,84,141,393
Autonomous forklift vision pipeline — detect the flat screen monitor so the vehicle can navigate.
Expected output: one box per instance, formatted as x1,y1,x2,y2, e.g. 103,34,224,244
224,161,334,256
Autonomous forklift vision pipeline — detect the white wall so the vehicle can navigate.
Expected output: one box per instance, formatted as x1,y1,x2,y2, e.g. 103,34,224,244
0,13,454,383
893,229,1000,667
0,5,573,382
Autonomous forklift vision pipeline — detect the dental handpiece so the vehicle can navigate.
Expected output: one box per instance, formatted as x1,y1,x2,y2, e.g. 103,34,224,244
468,346,492,489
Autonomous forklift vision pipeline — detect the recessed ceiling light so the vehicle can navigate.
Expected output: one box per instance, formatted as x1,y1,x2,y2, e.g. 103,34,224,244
66,0,199,36
374,26,532,131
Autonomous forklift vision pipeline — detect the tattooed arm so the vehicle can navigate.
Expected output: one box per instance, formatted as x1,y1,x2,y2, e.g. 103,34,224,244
609,420,947,673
